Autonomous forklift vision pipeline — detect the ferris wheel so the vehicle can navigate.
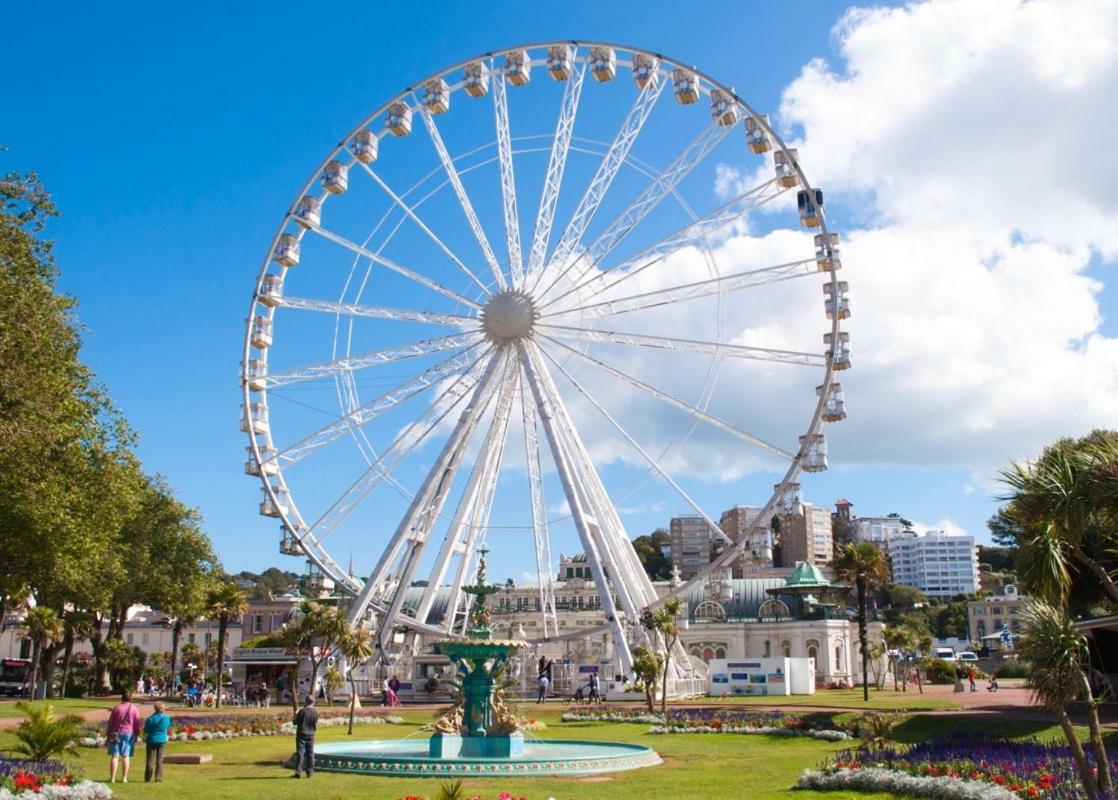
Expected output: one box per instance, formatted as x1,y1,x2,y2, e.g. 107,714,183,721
240,41,849,672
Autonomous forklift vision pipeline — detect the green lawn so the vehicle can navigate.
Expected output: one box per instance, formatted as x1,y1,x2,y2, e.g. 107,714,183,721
0,707,1092,800
683,687,957,711
0,698,118,718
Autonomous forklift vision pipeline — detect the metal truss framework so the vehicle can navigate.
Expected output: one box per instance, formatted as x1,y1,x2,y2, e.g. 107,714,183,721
240,42,847,687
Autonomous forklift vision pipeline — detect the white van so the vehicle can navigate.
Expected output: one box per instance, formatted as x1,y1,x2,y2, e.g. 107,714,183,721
934,647,957,662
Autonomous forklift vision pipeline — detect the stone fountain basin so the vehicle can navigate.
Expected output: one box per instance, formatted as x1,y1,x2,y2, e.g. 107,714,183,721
314,738,661,777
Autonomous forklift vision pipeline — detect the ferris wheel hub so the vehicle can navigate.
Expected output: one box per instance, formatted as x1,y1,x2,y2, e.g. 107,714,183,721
481,289,537,343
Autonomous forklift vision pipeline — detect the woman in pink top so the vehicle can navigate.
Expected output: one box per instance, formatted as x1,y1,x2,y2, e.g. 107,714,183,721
107,689,143,783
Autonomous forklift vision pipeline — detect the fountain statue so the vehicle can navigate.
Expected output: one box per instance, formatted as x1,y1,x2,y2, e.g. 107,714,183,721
429,549,525,757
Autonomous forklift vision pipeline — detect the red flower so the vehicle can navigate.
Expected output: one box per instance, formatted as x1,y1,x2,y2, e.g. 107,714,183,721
970,771,981,780
13,771,42,792
994,775,1006,784
1027,787,1039,798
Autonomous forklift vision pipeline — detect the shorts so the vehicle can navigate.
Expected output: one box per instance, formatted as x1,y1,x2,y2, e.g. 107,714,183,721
107,733,134,757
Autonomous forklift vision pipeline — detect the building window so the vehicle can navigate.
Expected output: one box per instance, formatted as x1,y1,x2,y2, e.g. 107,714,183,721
187,633,195,644
702,647,714,662
252,614,262,634
126,634,134,645
782,641,791,658
835,645,843,672
204,633,212,646
715,647,726,659
141,633,149,646
763,640,771,658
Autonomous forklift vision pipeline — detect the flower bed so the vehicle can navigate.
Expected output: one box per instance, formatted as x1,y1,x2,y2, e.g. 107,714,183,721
802,735,1114,799
561,707,851,740
0,757,110,799
79,709,404,746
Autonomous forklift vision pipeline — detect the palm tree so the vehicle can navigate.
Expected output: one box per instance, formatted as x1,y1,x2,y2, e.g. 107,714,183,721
299,601,347,701
278,623,303,714
206,582,247,707
1001,438,1118,605
1019,602,1112,798
645,597,683,714
25,607,63,700
339,625,374,735
834,542,892,702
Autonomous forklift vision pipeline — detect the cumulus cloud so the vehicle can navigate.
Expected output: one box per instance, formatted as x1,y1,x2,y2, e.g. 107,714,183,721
538,0,1118,488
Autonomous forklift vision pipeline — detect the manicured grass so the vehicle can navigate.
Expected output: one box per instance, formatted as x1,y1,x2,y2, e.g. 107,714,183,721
682,687,957,711
0,707,1088,800
0,697,118,718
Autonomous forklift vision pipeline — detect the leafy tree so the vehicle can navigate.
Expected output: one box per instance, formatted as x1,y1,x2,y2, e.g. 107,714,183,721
100,639,144,691
339,625,374,734
630,645,661,712
11,702,84,761
1020,602,1112,798
931,602,969,640
1000,432,1118,609
25,606,63,700
834,542,892,701
632,530,672,580
206,582,247,707
987,507,1023,549
976,545,1015,574
643,597,683,713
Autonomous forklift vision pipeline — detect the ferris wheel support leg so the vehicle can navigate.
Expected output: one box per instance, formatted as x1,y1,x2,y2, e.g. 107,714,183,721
518,342,635,674
520,379,558,639
523,341,652,617
346,352,506,635
414,364,518,626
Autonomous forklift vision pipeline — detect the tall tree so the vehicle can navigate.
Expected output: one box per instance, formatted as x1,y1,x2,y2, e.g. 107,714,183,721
1001,432,1118,608
644,598,683,713
206,583,246,707
1020,602,1112,798
25,607,62,700
834,542,892,702
632,530,672,580
339,625,374,735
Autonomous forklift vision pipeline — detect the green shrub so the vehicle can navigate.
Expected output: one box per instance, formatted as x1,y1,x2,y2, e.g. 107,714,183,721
12,702,85,761
994,659,1030,678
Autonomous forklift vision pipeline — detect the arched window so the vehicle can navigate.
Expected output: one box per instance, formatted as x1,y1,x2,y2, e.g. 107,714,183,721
689,646,701,658
702,647,714,662
715,646,726,659
782,640,791,658
806,639,819,670
763,640,771,658
835,644,843,671
758,599,792,620
693,600,726,623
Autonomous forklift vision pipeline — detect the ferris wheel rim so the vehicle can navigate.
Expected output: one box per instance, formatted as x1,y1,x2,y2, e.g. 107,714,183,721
240,40,844,646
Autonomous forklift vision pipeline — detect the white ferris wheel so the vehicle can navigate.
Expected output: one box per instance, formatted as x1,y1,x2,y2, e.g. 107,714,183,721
240,41,849,672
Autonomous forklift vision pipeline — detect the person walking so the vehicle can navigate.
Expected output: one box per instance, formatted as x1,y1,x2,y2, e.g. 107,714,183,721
107,689,142,783
382,675,400,707
292,695,318,779
143,700,172,783
967,666,977,693
588,671,601,705
536,672,549,704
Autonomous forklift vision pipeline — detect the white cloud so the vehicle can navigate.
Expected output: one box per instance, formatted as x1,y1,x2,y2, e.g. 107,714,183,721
538,0,1118,489
913,518,971,538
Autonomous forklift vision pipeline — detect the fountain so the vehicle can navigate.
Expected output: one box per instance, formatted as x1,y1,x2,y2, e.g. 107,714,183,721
314,551,661,778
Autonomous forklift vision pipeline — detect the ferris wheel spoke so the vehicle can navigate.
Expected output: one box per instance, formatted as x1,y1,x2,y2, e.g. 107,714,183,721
537,324,825,367
519,364,558,638
542,257,816,323
275,295,479,329
524,64,586,288
492,69,523,287
305,221,482,309
532,121,733,303
418,106,508,290
307,352,500,548
272,344,491,468
540,178,788,311
355,161,491,297
543,76,667,289
350,352,509,645
537,341,735,549
261,331,484,389
425,361,519,631
538,333,795,462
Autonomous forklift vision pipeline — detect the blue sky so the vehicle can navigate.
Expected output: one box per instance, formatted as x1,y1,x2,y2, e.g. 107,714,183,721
5,1,1115,581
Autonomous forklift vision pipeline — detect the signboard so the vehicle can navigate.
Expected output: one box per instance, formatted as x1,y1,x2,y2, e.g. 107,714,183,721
578,665,599,674
232,647,296,662
726,662,761,669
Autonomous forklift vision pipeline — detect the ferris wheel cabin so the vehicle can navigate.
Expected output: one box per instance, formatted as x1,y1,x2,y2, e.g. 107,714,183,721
272,234,299,267
503,49,531,86
589,46,617,82
462,62,490,97
351,129,379,164
546,45,575,80
774,149,800,188
825,331,851,370
294,195,322,229
745,115,772,153
632,54,659,88
386,102,413,137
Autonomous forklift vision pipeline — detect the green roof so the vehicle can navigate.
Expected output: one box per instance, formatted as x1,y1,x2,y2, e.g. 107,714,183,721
784,561,832,589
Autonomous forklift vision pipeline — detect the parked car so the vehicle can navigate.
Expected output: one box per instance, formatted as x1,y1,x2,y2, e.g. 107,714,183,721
934,647,957,662
957,651,979,663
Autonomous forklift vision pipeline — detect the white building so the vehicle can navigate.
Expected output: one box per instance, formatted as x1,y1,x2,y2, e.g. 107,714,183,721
850,515,910,545
887,530,980,597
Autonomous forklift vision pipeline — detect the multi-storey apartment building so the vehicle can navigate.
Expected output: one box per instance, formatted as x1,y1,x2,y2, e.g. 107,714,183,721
887,530,980,597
